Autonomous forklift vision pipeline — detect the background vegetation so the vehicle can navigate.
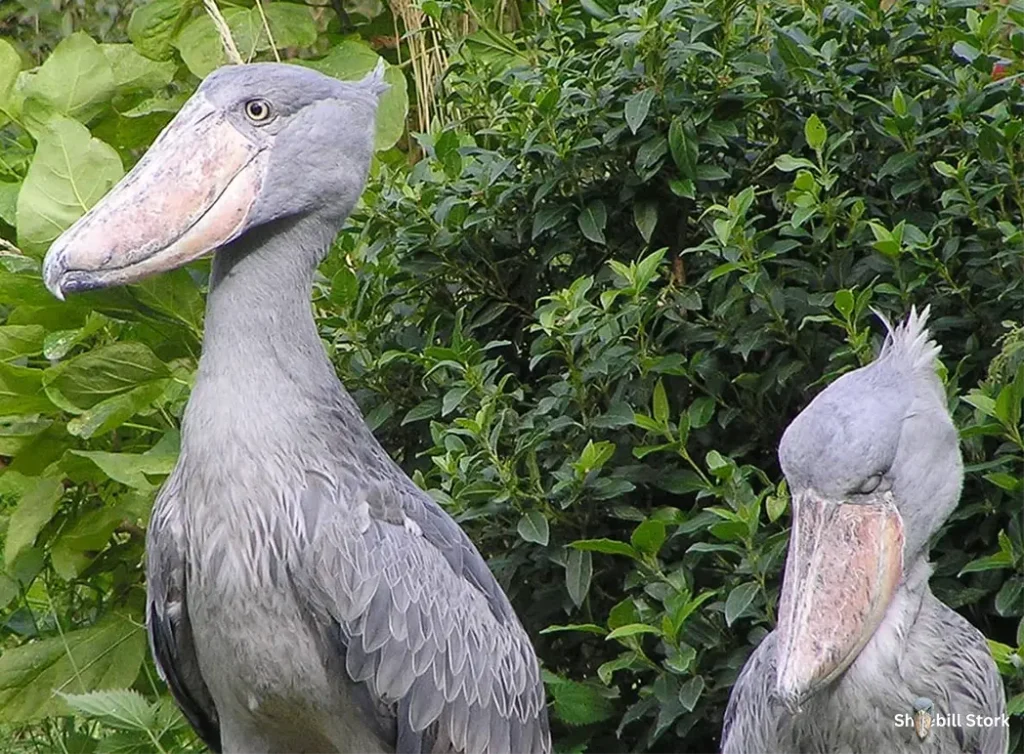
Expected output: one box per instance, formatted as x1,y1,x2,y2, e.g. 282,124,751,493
0,0,1021,752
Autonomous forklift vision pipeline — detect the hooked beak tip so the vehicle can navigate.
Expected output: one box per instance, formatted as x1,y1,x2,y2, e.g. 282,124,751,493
42,250,67,301
774,678,805,715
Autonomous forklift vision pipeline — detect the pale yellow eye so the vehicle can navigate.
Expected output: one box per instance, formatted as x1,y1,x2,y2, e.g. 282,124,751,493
244,99,272,122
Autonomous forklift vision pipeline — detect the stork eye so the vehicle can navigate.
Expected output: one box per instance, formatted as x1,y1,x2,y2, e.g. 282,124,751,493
244,99,272,123
857,474,883,495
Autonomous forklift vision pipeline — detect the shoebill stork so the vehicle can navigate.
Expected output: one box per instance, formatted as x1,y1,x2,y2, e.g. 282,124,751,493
41,63,550,754
721,308,1008,754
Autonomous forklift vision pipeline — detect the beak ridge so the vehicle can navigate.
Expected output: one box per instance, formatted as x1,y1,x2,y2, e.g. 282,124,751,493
41,93,266,297
773,491,904,710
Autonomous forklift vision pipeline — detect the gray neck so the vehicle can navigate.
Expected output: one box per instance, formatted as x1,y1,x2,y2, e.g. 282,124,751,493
184,216,368,453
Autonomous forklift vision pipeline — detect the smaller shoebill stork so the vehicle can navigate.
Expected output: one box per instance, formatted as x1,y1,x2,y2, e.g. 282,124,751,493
41,63,550,754
721,308,1008,754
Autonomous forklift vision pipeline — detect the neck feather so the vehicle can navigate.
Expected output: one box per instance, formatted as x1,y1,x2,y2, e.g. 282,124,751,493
184,216,358,452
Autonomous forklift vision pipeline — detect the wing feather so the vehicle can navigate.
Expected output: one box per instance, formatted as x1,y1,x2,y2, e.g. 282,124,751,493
297,470,550,754
146,467,222,753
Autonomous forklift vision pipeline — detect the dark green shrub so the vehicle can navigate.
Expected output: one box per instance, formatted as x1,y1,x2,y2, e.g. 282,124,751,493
330,0,1024,750
0,0,1020,752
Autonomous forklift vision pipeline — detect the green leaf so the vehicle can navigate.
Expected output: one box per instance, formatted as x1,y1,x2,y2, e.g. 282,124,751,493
51,505,127,579
70,449,177,491
766,492,788,522
172,7,249,77
668,118,697,177
4,475,63,568
574,440,615,475
570,538,639,558
0,39,21,124
652,379,669,425
260,3,318,48
633,200,657,243
531,205,566,240
678,676,704,712
606,623,662,640
517,511,550,546
687,396,715,429
565,549,592,607
959,552,1013,575
0,325,45,361
128,0,193,61
630,519,666,556
23,33,115,124
44,343,169,412
775,154,816,172
16,115,123,256
547,678,615,726
0,613,146,722
95,730,153,754
834,289,854,320
804,114,827,152
101,44,176,93
995,577,1024,617
60,689,156,731
725,582,759,626
441,386,469,416
0,362,53,415
130,268,205,334
66,379,167,438
299,42,409,151
577,200,607,245
624,89,655,134
539,623,607,636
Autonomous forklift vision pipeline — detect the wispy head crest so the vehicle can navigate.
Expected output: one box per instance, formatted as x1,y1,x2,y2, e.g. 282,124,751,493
873,305,942,376
358,59,390,98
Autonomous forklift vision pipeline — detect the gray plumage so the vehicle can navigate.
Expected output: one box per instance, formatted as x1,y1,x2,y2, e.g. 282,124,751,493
721,308,1008,754
42,63,550,754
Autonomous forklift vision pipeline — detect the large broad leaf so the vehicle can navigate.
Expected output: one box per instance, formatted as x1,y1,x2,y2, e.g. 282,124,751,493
16,115,123,257
4,475,63,567
0,612,146,723
130,268,205,334
0,325,45,360
100,44,177,94
0,39,21,126
43,343,169,412
300,42,410,150
69,449,177,491
66,381,169,439
22,33,115,124
0,417,52,456
0,362,53,415
128,0,195,62
173,5,318,78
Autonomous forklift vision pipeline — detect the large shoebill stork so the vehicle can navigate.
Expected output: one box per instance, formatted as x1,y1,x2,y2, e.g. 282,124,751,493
721,308,1008,754
42,63,550,754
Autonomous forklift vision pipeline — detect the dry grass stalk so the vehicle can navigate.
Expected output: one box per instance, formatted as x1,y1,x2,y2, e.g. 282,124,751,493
202,0,244,65
390,0,449,132
253,0,282,62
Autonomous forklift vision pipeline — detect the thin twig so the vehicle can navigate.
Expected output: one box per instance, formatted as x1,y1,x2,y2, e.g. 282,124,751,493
253,0,281,61
202,0,244,65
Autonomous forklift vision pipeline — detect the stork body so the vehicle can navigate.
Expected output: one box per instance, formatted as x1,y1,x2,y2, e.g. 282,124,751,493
721,310,1007,754
42,63,550,754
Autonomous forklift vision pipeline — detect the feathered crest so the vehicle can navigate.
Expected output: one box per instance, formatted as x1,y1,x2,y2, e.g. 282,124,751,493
358,59,391,98
872,305,942,375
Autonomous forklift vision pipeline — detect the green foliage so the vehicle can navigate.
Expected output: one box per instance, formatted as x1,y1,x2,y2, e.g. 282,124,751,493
0,0,1022,753
0,2,409,752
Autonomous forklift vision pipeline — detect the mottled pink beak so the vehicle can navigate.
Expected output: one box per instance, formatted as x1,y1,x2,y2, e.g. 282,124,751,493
43,93,268,298
773,491,904,712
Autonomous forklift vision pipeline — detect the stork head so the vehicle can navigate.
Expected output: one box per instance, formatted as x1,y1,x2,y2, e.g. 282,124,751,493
42,62,387,298
772,306,960,711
